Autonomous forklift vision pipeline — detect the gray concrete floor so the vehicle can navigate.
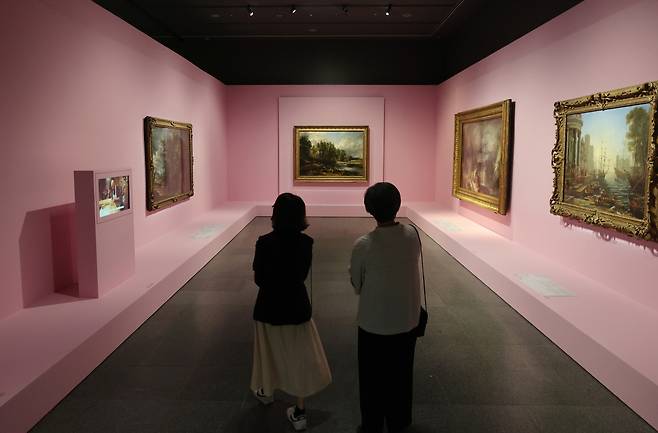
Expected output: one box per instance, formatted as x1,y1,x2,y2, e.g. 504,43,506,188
31,217,656,433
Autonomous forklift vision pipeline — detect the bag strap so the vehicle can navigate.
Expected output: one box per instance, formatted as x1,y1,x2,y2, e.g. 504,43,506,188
410,224,427,310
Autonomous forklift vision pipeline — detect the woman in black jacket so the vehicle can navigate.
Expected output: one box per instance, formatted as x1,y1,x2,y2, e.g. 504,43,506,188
250,193,332,431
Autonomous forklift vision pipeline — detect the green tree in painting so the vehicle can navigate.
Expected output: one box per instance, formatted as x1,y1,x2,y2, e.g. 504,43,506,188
299,135,312,163
316,140,339,168
625,107,649,167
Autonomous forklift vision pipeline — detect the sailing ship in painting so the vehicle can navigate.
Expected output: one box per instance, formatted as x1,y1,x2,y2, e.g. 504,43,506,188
564,104,650,219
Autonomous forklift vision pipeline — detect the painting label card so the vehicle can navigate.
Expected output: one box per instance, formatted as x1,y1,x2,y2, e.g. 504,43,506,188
434,218,463,233
517,273,574,298
191,224,225,239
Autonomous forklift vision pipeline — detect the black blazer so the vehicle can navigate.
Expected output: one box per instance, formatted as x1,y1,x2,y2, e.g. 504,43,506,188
252,230,313,325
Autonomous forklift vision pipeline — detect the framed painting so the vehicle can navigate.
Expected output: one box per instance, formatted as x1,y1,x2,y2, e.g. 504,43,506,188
551,81,658,240
144,116,193,211
452,100,512,214
294,126,369,182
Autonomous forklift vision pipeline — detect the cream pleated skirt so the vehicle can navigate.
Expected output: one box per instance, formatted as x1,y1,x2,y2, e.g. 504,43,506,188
251,319,332,398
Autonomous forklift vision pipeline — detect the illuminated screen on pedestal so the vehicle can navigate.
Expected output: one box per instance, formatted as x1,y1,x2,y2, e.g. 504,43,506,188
98,175,130,219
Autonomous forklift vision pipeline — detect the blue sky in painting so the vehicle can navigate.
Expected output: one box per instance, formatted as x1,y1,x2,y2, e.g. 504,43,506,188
579,103,650,169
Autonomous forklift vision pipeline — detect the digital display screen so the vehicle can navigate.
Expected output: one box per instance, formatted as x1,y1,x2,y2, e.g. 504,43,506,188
98,175,130,218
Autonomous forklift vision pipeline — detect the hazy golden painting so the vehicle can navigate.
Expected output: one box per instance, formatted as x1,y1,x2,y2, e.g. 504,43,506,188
460,117,503,196
452,99,511,214
295,126,368,182
564,104,650,220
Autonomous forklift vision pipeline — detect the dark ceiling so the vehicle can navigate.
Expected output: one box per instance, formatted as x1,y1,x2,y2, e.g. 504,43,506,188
93,0,582,84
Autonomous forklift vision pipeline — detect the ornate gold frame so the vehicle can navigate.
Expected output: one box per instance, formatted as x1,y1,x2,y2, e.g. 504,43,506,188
144,116,194,211
551,81,658,240
452,100,512,214
294,126,369,183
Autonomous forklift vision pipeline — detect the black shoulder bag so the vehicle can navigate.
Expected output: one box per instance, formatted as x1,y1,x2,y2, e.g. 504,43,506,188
410,224,428,338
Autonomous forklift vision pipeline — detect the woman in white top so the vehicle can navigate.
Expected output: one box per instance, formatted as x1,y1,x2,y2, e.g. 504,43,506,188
350,182,421,433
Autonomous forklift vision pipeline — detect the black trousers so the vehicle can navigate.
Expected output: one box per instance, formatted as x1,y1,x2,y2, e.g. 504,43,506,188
358,327,417,433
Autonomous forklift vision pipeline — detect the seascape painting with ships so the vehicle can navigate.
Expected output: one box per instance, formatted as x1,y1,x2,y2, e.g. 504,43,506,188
563,103,650,220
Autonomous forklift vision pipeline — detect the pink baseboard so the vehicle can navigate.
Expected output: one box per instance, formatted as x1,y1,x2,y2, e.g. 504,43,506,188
0,202,263,433
405,202,658,430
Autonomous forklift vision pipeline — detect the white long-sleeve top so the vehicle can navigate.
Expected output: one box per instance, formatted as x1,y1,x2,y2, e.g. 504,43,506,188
349,223,421,335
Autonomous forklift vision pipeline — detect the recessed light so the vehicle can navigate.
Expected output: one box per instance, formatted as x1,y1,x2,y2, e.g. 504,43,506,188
275,13,283,18
308,28,318,32
210,13,220,18
402,12,412,18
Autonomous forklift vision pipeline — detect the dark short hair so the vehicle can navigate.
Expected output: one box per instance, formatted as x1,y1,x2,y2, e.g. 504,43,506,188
364,182,401,223
271,193,309,232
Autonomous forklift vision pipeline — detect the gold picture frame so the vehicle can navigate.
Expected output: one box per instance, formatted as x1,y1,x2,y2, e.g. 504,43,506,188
551,81,658,240
144,116,194,211
294,126,369,183
452,100,512,214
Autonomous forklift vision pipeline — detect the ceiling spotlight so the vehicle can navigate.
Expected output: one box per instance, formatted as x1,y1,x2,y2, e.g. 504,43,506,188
342,5,348,14
248,5,254,17
291,5,297,14
385,4,391,16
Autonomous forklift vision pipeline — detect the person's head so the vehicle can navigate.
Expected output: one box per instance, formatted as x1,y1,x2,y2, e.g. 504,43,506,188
364,182,401,223
271,193,309,232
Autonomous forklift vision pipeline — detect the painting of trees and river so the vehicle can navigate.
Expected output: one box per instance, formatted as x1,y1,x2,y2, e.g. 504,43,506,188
295,127,368,181
564,104,650,219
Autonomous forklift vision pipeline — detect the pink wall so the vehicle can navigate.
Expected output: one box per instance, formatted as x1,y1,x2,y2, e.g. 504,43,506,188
435,0,658,311
227,85,437,204
0,0,228,320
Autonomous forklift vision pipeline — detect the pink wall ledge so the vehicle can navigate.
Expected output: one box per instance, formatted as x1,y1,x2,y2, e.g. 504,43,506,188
0,0,228,320
434,0,658,312
227,85,437,205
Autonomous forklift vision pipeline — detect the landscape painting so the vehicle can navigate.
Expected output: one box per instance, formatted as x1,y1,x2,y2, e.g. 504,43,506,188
144,117,194,210
294,126,369,182
563,104,650,219
452,100,512,214
551,81,658,240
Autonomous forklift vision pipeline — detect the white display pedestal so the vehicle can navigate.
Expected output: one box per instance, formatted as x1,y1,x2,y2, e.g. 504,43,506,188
74,170,135,298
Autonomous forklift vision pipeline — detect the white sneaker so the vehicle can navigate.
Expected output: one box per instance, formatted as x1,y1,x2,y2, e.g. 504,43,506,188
286,405,307,431
253,388,273,405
